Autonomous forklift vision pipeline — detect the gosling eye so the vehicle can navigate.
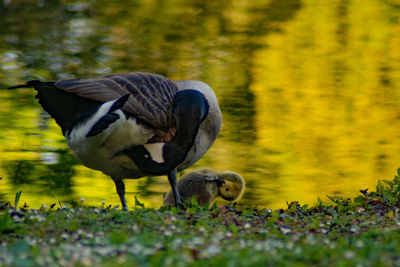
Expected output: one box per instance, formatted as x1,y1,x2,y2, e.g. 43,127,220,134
225,188,230,191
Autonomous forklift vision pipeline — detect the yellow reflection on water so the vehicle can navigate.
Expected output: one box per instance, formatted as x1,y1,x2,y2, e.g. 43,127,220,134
250,0,400,207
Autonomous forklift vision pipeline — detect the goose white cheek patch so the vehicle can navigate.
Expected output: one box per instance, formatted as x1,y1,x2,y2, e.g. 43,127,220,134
143,143,165,163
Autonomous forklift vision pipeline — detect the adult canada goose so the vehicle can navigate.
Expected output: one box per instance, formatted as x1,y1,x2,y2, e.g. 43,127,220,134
163,169,245,207
8,72,222,209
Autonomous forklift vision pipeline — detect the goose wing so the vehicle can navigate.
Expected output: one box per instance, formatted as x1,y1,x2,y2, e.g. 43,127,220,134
55,72,178,130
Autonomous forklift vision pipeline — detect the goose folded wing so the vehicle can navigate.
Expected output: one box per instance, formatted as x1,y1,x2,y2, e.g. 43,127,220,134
55,72,178,130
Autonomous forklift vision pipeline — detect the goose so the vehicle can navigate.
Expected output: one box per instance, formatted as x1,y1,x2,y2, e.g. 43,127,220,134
163,169,245,207
8,72,222,209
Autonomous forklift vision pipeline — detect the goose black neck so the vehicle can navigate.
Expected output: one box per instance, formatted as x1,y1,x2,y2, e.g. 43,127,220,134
123,90,209,175
163,89,209,165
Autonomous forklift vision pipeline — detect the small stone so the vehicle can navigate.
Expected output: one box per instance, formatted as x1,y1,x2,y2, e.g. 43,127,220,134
280,226,291,234
344,250,356,260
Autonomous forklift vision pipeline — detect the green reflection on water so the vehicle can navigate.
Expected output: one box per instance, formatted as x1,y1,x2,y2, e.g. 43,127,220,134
0,0,399,209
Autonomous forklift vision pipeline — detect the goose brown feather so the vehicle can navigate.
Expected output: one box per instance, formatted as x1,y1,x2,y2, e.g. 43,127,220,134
55,72,178,131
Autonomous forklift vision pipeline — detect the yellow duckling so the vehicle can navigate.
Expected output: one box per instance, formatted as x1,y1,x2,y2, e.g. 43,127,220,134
163,169,245,207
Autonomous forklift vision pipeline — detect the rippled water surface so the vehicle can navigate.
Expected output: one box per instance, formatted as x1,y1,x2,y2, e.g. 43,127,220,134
1,0,400,209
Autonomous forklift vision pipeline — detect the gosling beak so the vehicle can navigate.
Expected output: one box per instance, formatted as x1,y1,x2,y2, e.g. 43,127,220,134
216,178,225,187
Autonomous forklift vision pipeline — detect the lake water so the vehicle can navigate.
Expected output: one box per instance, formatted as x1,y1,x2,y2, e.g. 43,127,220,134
1,0,400,209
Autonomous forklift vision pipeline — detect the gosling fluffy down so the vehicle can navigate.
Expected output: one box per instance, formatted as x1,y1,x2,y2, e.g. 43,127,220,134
163,169,245,207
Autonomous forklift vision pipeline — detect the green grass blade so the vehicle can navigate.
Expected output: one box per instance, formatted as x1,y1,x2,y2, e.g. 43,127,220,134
14,191,22,209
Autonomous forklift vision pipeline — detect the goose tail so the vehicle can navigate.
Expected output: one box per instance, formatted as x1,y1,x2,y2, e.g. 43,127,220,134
8,80,55,90
9,79,102,135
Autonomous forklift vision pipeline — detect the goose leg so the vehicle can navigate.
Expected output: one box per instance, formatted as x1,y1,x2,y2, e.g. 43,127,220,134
167,169,183,208
112,177,128,211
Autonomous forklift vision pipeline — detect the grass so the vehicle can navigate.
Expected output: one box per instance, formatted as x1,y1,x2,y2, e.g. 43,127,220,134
2,171,400,266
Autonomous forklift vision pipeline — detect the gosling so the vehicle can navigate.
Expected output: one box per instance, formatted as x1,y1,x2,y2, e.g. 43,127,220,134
163,169,245,207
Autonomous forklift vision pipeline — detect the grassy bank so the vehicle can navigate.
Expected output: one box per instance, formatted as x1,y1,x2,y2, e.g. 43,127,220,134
2,172,400,266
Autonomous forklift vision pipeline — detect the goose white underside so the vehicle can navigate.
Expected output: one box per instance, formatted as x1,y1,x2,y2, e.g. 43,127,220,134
66,99,165,178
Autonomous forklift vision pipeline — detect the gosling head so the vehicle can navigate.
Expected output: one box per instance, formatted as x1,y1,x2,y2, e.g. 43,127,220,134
217,171,245,202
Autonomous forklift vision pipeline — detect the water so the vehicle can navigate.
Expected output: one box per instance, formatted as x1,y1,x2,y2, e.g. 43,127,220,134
0,0,400,209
